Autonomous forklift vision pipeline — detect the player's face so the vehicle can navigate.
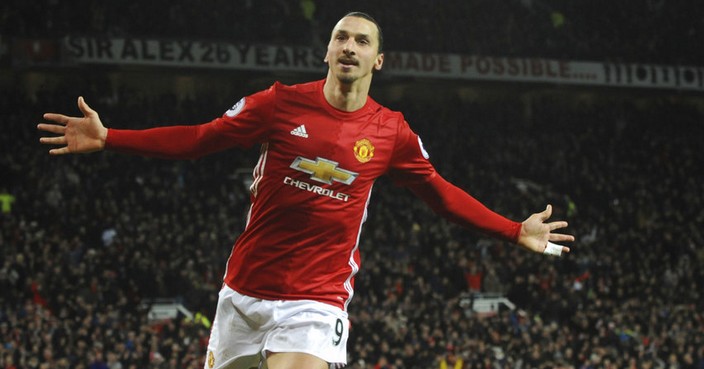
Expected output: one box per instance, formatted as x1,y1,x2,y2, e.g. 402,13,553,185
325,16,384,85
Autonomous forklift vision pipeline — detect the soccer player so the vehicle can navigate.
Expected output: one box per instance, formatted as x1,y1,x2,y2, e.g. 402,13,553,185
38,12,574,369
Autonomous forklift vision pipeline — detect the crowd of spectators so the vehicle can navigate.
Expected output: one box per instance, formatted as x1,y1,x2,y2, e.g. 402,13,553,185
2,0,703,64
1,73,703,369
3,2,704,368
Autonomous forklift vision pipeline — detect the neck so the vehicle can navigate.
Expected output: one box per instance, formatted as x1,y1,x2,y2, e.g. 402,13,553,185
323,71,372,112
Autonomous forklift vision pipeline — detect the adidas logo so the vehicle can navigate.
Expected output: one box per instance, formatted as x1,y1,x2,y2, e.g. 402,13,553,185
290,124,309,138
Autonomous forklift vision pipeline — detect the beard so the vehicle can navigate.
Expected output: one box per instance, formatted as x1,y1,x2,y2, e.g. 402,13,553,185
336,73,358,84
334,65,365,85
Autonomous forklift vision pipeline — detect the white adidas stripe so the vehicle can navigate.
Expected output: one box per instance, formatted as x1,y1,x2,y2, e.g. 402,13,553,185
290,124,309,138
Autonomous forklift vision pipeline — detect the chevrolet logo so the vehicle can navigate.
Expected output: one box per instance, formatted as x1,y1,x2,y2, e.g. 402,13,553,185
290,156,358,185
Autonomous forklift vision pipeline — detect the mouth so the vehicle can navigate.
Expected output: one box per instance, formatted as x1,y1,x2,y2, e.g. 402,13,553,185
338,57,358,67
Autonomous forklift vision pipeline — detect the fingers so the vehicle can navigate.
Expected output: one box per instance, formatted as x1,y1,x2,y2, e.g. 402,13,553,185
41,96,94,124
39,136,67,146
38,122,67,146
38,122,69,153
543,241,571,257
543,241,570,256
38,130,70,155
547,220,575,243
42,113,70,125
539,204,553,221
49,147,71,156
37,123,66,135
549,233,575,243
77,96,96,117
548,220,569,231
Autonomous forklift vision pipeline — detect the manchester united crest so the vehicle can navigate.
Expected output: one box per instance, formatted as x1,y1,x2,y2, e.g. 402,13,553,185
353,138,375,163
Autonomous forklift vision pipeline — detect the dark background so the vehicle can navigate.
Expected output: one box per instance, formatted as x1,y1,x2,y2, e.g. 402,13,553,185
1,1,703,369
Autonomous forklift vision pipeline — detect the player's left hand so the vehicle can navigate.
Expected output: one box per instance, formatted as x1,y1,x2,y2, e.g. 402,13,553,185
517,204,574,256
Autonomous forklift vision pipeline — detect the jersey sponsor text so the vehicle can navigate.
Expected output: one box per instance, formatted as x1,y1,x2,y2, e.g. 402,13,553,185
284,176,351,202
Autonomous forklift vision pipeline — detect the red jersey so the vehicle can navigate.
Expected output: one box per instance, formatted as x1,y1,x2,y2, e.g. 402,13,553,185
106,79,521,310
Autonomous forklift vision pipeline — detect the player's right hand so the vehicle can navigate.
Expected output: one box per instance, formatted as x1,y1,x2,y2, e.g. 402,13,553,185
38,96,108,155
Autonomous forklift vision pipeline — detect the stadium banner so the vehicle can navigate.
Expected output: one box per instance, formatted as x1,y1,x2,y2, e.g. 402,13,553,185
62,37,328,72
60,36,704,92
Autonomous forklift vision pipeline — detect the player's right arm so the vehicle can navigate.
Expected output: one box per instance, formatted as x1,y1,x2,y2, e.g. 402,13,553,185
39,96,233,159
39,90,274,159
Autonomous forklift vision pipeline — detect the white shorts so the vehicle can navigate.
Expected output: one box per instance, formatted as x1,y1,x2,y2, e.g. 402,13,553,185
204,285,349,369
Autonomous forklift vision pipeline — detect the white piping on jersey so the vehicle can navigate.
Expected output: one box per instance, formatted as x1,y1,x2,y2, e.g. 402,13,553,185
223,202,254,282
343,183,374,311
250,143,269,197
223,143,268,282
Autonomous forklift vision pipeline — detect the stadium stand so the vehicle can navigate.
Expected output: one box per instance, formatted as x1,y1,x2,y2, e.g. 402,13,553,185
2,1,703,368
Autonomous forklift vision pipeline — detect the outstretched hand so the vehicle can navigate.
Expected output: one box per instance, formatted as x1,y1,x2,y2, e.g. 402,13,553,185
38,96,108,155
517,204,574,256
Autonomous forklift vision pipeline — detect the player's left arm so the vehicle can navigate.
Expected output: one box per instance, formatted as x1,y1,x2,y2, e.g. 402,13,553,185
408,174,574,255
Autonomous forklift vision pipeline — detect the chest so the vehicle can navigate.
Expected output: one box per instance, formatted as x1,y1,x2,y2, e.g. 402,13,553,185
267,108,396,182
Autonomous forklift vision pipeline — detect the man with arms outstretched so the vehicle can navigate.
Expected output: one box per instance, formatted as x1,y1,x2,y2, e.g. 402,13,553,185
39,12,574,369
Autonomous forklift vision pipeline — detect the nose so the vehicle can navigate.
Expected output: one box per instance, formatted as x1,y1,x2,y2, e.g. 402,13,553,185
342,39,356,55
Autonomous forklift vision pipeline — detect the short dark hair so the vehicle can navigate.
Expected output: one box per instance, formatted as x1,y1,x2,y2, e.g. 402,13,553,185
343,11,384,53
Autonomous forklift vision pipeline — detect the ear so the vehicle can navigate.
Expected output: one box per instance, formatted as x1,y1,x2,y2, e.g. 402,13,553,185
374,53,384,71
324,46,331,63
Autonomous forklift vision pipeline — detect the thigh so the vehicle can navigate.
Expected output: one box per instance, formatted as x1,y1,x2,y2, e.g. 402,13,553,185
264,352,328,369
213,356,261,369
205,287,266,369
